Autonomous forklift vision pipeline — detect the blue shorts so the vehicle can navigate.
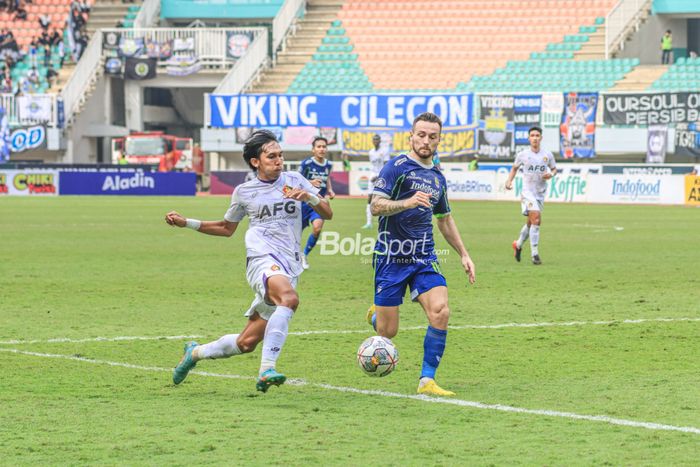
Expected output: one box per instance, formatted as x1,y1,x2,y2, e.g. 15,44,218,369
301,203,322,230
373,254,447,307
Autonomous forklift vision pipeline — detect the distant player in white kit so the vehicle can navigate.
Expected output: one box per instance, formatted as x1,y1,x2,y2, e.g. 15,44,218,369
164,130,333,392
505,126,557,265
362,133,391,229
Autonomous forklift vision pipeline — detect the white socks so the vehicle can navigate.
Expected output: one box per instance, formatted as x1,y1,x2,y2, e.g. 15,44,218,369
197,334,241,359
516,224,529,248
366,204,372,226
529,225,540,256
260,306,294,374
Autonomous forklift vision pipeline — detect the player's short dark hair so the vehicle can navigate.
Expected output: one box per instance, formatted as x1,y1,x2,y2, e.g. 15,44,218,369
528,126,543,135
311,136,328,148
243,129,278,170
412,112,442,130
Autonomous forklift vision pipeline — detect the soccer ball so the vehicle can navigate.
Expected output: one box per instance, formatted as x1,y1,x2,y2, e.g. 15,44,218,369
357,336,399,377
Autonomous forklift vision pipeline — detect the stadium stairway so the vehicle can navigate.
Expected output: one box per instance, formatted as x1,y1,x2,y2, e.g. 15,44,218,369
573,22,605,60
86,0,141,36
250,0,345,93
609,65,668,91
51,0,140,92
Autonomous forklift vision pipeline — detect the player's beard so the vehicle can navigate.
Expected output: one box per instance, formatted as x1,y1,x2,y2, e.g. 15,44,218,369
412,143,434,160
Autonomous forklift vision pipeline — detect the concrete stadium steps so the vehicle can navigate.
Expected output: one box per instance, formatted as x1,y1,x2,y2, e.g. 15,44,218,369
574,31,605,60
609,65,669,91
86,0,141,35
249,0,345,93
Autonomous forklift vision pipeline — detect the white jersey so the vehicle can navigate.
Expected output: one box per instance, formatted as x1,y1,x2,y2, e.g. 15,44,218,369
369,145,391,176
224,171,319,277
514,148,556,197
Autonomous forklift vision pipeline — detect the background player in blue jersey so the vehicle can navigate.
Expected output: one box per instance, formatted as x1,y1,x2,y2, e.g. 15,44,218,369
299,136,335,269
366,112,476,397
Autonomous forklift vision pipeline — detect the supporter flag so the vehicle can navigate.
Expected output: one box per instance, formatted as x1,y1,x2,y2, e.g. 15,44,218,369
226,32,251,59
103,31,121,50
513,95,542,155
17,95,53,122
165,55,201,76
674,123,700,158
125,57,157,80
0,105,10,162
559,92,597,158
477,95,514,158
119,37,144,58
104,57,123,76
646,125,668,163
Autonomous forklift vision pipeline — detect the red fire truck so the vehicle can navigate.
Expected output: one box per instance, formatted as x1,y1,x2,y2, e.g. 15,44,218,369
112,132,193,172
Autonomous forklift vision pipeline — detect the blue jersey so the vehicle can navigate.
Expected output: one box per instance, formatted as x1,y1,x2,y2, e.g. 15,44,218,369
299,157,332,197
373,154,450,259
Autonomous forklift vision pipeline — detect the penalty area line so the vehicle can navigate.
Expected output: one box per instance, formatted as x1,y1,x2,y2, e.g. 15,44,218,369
1,347,699,436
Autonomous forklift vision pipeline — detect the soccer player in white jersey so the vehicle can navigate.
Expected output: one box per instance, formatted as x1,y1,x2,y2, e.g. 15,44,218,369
362,134,391,229
505,126,557,265
164,130,332,392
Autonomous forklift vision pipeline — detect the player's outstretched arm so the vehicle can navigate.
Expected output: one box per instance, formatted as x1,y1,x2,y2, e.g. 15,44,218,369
165,211,239,237
284,188,333,220
437,214,476,284
370,191,431,216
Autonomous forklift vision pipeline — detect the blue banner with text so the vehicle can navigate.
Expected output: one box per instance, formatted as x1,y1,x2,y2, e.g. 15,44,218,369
208,93,474,129
59,171,196,195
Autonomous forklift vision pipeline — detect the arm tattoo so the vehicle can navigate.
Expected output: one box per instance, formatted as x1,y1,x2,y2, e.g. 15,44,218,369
371,197,406,216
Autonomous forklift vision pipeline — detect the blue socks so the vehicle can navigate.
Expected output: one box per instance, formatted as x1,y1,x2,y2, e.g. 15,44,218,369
371,312,377,331
421,326,447,379
304,233,318,255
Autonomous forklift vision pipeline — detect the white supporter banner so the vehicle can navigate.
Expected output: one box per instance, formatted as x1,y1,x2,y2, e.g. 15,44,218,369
0,169,59,196
17,96,53,122
348,167,687,205
587,174,684,205
443,171,497,200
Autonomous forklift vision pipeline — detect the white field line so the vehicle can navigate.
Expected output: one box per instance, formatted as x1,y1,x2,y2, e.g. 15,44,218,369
1,317,698,344
0,335,204,345
1,347,699,436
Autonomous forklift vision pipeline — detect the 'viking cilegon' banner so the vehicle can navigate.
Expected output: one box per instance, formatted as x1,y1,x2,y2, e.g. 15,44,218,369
207,94,474,128
603,92,700,125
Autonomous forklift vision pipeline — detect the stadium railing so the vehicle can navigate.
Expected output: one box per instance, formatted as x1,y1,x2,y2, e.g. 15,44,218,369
605,0,652,58
134,0,161,29
212,27,269,94
271,0,305,58
60,31,103,126
101,27,264,69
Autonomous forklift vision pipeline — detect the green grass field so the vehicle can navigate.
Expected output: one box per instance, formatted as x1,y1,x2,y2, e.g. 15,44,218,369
1,196,699,465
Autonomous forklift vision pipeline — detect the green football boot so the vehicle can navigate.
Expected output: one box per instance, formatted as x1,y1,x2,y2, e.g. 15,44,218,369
256,368,287,393
172,341,198,385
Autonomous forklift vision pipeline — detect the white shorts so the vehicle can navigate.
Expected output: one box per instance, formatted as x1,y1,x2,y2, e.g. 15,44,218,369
244,255,299,321
521,193,544,216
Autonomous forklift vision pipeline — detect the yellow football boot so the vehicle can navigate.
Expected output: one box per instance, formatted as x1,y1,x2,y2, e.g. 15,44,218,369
417,379,455,397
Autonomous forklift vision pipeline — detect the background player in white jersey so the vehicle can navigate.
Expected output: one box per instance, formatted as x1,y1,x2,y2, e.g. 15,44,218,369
164,130,332,392
362,134,391,229
505,126,557,265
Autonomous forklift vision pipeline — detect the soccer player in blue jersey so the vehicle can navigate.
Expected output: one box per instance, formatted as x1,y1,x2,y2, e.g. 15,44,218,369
299,136,335,269
366,112,476,396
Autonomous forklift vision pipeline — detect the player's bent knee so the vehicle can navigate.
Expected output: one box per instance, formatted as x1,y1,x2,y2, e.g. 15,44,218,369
429,304,450,326
278,291,299,310
237,336,259,353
